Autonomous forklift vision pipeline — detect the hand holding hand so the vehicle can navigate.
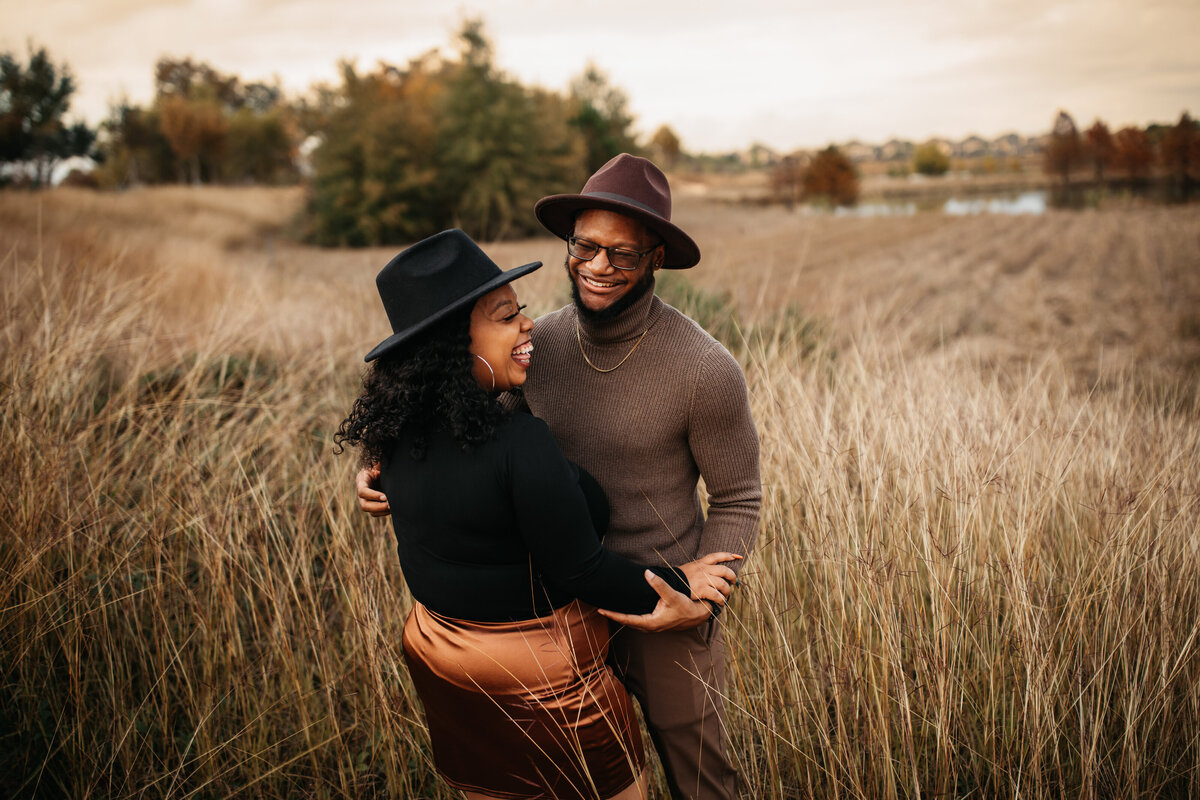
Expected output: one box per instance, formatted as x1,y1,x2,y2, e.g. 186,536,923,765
680,552,741,606
356,465,391,517
597,570,715,632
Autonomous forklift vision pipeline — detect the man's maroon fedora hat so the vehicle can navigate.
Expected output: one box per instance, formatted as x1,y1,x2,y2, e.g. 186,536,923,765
534,153,700,269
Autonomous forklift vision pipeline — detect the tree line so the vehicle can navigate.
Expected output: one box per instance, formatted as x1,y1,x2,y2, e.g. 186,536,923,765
299,21,638,245
1,21,678,245
1043,110,1199,194
4,28,1197,236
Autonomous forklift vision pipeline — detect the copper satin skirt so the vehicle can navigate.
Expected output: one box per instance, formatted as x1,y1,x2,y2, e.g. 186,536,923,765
401,600,644,799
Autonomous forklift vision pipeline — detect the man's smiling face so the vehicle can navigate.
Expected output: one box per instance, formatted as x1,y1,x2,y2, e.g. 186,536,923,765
566,209,663,319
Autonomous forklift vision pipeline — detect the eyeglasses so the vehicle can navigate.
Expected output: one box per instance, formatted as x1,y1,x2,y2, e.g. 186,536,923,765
567,236,660,271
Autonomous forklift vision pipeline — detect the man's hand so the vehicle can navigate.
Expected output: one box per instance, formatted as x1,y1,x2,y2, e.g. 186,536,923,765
597,570,714,632
356,465,391,517
680,552,741,606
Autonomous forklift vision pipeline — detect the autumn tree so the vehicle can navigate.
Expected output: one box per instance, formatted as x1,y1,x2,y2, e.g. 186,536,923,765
912,140,950,176
770,154,806,209
649,125,682,169
804,146,859,206
159,93,228,183
1112,126,1154,179
136,57,296,184
0,46,95,186
1161,112,1199,192
1083,120,1115,184
1044,110,1082,185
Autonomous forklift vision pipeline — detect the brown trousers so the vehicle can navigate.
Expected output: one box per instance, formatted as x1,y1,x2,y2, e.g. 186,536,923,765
608,620,735,800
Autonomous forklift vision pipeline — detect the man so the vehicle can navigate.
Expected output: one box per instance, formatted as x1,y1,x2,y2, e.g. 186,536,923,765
358,154,761,799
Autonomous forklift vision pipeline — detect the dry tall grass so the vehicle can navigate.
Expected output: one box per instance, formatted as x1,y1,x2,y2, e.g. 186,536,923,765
2,187,1199,798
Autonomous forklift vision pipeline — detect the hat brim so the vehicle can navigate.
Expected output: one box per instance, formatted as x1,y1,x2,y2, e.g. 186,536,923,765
364,259,542,362
534,194,700,269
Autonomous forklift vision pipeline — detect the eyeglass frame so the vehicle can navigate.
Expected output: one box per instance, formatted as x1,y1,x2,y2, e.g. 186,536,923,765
567,235,662,271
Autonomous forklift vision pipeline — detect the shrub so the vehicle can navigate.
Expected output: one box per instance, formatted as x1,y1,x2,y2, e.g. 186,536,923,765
913,141,950,176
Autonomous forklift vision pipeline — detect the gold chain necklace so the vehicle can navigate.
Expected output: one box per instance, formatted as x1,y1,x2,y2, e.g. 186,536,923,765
576,319,649,373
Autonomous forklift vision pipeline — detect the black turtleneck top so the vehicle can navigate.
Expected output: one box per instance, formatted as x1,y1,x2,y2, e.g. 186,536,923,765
380,411,690,622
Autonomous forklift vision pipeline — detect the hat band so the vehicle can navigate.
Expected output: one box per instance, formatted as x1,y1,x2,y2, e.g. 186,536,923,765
585,191,665,220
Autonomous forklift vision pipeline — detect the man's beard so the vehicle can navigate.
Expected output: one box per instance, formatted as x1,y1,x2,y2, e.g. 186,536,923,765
566,257,656,323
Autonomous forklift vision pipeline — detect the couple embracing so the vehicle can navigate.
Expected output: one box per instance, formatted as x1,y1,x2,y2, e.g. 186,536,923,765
338,154,761,800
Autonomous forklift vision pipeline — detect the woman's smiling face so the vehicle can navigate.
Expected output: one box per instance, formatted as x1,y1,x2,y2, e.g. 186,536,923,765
468,284,534,392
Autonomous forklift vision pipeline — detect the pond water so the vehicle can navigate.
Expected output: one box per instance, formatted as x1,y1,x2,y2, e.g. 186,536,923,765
943,191,1048,215
829,191,1048,218
823,183,1196,218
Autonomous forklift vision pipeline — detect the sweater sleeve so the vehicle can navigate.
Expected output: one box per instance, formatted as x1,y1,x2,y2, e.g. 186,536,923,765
688,344,762,574
506,416,691,613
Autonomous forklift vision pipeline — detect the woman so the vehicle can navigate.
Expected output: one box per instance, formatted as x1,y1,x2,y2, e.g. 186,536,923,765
336,229,737,800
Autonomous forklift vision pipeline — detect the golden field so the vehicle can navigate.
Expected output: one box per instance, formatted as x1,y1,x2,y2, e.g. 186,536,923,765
2,185,1199,798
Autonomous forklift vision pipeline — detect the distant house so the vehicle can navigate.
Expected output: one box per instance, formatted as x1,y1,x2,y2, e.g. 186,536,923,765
1026,134,1050,154
957,135,990,158
929,139,955,157
840,140,880,163
989,132,1024,157
879,139,914,161
744,143,780,168
733,130,1044,168
781,149,813,167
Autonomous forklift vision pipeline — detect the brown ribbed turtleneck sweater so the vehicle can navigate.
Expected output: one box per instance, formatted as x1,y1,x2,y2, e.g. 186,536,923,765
516,286,761,572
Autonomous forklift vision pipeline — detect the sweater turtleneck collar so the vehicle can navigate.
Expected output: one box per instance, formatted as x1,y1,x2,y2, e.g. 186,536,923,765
575,281,663,345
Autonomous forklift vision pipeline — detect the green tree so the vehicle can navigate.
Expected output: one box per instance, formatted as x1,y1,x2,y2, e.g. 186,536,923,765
437,21,584,240
912,140,950,176
154,57,241,111
0,46,95,186
222,107,294,184
304,19,587,246
95,102,175,186
804,146,859,206
306,59,434,245
568,64,639,173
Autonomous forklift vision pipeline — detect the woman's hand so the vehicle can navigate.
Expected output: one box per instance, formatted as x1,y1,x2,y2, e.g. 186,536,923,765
598,571,712,632
356,465,391,517
680,552,741,607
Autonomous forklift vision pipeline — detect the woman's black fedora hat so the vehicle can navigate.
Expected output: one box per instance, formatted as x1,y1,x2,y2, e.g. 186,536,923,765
534,153,700,269
364,229,541,362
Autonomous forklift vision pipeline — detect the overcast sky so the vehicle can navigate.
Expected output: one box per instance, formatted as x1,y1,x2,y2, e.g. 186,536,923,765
2,0,1197,152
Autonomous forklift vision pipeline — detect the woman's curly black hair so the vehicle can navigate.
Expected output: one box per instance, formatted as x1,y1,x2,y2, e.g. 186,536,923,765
334,308,508,466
